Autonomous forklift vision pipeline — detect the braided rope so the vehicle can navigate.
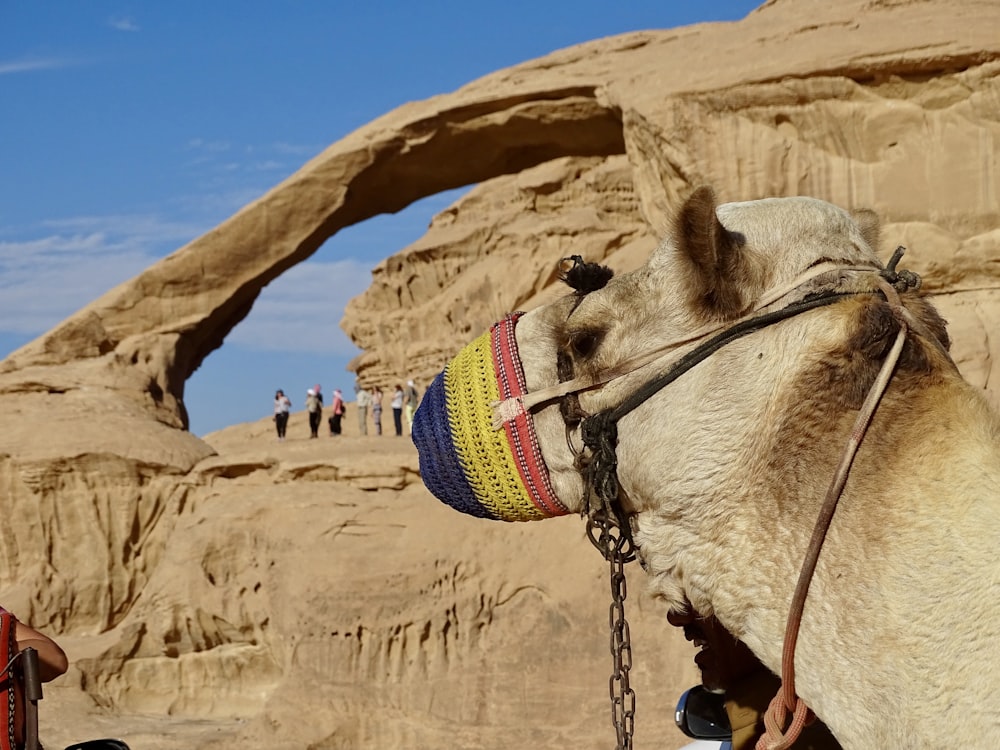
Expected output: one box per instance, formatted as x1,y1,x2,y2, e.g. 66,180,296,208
757,692,813,750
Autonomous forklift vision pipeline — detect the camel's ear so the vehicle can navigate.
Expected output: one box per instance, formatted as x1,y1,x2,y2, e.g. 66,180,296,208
851,208,881,252
673,186,747,317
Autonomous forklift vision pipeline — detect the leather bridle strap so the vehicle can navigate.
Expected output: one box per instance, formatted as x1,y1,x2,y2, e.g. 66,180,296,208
575,281,907,750
604,291,855,424
578,290,859,561
491,264,883,429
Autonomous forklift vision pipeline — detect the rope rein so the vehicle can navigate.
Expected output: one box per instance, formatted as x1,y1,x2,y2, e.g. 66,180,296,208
756,277,911,750
606,292,854,425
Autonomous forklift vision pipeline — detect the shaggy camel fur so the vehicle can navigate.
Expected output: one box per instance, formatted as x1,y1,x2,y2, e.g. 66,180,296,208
512,188,1000,748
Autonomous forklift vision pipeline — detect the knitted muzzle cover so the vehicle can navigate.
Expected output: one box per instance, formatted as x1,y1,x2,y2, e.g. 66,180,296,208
412,313,569,521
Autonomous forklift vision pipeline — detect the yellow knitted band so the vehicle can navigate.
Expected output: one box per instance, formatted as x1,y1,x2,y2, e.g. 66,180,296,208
445,329,548,522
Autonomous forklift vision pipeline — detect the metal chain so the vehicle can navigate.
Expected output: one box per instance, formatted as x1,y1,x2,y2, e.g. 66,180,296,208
579,386,637,749
588,508,636,750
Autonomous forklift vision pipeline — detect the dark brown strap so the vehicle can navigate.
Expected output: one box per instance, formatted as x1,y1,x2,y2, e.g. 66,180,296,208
0,611,17,750
21,648,41,750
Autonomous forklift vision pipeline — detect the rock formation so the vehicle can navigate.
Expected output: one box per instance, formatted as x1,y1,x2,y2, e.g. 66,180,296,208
0,1,998,747
343,155,658,385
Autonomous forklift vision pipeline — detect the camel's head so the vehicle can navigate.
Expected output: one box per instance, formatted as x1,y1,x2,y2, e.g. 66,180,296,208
412,187,889,522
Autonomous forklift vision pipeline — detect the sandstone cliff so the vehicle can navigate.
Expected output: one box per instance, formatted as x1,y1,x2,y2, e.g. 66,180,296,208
0,1,998,748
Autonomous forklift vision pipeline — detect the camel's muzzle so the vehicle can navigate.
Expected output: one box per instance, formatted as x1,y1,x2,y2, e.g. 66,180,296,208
411,313,569,521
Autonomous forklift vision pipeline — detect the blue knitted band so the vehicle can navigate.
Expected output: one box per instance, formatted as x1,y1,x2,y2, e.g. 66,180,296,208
411,314,568,522
412,371,496,520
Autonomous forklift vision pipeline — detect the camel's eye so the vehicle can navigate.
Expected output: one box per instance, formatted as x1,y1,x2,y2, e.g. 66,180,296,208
568,328,602,359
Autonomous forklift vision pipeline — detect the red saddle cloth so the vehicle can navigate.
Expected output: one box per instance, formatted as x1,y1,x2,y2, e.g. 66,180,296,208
0,610,22,750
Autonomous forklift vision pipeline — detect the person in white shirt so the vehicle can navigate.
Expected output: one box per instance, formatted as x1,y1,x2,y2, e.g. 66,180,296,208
273,389,291,440
391,385,405,436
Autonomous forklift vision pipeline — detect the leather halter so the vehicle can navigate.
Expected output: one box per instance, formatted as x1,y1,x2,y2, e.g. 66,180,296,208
578,290,855,510
554,251,922,749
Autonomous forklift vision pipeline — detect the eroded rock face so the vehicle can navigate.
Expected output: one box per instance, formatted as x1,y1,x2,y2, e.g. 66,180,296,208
343,155,657,386
1,1,999,748
343,66,1000,406
44,418,700,750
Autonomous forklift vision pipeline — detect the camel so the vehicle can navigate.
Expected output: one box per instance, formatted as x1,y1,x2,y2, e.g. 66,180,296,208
412,187,1000,748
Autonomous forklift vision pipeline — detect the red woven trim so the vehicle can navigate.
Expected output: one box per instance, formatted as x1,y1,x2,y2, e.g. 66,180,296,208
491,314,569,517
0,611,15,750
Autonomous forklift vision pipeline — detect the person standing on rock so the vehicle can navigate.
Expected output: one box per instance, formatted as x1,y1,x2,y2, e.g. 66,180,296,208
356,385,372,436
403,379,420,435
329,388,346,436
391,384,404,436
371,386,384,436
305,388,322,438
273,389,291,441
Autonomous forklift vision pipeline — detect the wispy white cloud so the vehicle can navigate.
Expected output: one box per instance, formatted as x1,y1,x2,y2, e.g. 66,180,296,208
40,214,203,240
185,138,232,153
0,210,378,359
170,185,270,217
181,139,328,190
0,236,153,334
176,139,301,209
108,16,140,32
227,260,372,356
0,58,78,75
0,214,205,335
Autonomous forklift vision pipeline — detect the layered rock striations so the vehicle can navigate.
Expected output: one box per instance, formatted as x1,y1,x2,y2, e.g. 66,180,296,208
343,155,658,386
0,1,998,748
344,61,1000,398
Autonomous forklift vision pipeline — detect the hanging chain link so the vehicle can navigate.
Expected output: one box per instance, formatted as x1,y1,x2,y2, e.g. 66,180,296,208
577,377,638,749
587,507,636,750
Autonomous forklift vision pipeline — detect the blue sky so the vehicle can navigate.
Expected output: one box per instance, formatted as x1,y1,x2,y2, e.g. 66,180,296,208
1,1,760,436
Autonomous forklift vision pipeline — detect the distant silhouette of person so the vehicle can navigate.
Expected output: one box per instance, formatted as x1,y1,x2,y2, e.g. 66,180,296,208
356,385,372,436
391,384,404,436
305,388,322,438
273,389,291,440
371,386,384,436
404,380,420,435
329,388,346,436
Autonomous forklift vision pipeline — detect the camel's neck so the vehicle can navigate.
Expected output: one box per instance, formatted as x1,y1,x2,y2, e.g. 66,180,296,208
625,306,1000,747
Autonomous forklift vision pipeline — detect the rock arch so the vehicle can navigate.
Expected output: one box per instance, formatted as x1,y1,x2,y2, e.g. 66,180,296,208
0,86,625,432
2,3,998,445
0,3,998,741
